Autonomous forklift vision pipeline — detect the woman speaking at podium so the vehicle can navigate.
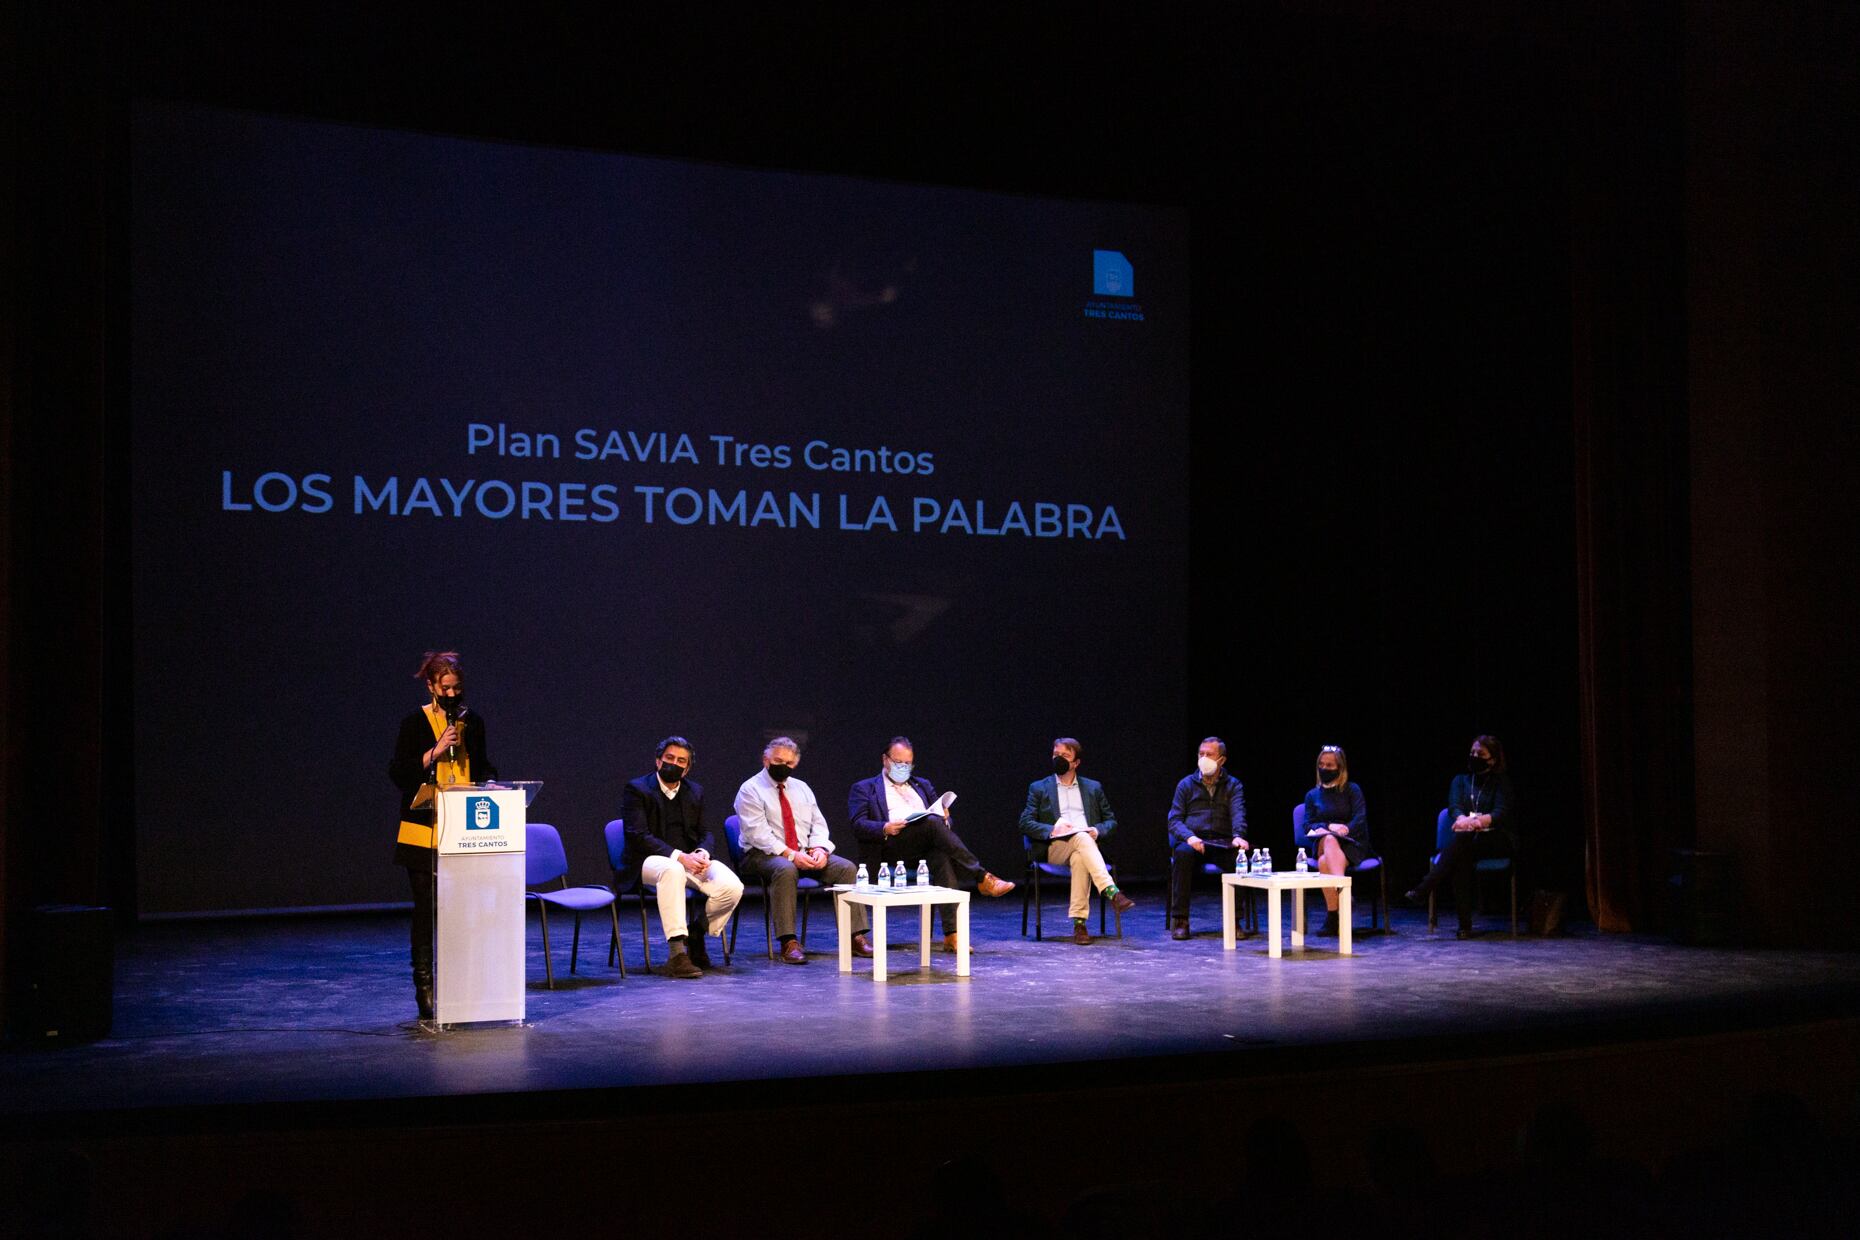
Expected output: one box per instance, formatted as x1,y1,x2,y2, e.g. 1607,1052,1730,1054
389,650,496,1020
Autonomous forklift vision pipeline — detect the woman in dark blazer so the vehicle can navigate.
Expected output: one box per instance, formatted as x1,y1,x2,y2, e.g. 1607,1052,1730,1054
388,650,494,1019
1405,735,1514,939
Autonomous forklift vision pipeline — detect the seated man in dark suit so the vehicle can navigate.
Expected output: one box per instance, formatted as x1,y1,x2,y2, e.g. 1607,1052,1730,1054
847,736,1016,951
1019,736,1134,944
620,735,744,979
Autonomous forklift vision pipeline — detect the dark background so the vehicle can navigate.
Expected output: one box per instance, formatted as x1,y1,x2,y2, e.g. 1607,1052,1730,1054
128,101,1191,914
6,0,1858,986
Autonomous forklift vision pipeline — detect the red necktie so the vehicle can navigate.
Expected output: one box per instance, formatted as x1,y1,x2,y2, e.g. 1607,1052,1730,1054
778,784,800,852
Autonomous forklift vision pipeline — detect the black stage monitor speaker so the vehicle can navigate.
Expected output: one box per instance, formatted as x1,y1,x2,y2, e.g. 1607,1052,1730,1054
13,904,114,1045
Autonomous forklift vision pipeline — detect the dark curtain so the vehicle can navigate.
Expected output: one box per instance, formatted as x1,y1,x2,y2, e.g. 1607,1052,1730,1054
1567,5,1694,932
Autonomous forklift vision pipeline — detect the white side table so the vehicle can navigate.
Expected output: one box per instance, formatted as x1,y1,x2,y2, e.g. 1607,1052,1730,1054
834,885,971,980
1223,872,1352,958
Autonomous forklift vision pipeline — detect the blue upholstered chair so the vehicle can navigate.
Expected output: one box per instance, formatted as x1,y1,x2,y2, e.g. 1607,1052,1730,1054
723,814,833,960
524,822,622,988
1019,836,1120,941
1292,804,1389,931
1427,807,1518,936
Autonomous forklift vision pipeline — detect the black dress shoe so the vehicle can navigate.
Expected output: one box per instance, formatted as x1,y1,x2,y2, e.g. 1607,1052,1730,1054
1170,922,1190,941
1456,926,1475,940
1403,888,1424,905
686,936,713,969
413,969,435,1021
1317,912,1340,937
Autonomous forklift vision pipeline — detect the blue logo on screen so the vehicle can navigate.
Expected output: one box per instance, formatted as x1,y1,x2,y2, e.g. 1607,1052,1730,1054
465,796,499,831
1093,250,1134,298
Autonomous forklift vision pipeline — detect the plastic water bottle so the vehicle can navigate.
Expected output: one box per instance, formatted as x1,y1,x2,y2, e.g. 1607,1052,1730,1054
1295,848,1308,873
856,864,870,890
916,860,930,888
1262,849,1273,875
893,861,907,888
877,862,892,889
1249,850,1261,875
1235,848,1248,875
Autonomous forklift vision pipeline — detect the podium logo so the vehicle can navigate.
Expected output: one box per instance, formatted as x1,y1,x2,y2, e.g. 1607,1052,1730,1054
1093,250,1134,298
465,796,499,831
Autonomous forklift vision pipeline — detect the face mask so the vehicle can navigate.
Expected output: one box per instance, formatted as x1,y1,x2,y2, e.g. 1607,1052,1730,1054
658,762,686,784
1469,756,1491,775
1052,755,1072,776
1197,755,1220,777
1319,769,1339,785
767,763,792,783
886,762,914,784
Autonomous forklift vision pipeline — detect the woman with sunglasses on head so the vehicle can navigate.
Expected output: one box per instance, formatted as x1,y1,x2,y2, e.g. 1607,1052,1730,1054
1405,735,1513,939
1298,744,1371,936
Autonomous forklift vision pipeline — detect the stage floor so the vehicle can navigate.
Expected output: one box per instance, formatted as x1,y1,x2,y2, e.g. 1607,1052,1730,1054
6,886,1860,1120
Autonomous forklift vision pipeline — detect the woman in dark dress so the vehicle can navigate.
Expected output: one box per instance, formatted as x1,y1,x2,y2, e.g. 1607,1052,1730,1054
1298,744,1371,935
1405,735,1514,939
388,650,495,1019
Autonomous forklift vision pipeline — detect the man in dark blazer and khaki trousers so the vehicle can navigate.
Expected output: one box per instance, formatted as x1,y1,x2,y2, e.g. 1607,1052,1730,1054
1019,736,1135,944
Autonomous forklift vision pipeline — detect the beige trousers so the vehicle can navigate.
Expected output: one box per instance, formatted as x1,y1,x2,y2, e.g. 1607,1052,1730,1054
640,854,745,941
1047,833,1113,919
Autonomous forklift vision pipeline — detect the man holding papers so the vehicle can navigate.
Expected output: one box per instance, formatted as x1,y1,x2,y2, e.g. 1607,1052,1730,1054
1019,736,1134,944
847,737,1016,952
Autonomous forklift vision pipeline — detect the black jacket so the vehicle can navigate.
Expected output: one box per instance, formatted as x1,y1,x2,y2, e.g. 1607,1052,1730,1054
389,705,495,867
619,773,715,884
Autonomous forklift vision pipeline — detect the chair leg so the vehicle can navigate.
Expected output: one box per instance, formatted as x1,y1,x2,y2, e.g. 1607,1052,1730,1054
800,888,810,949
763,883,775,961
1034,865,1044,940
1020,867,1032,937
569,913,583,974
1428,891,1437,934
638,899,652,970
537,904,555,989
609,905,626,978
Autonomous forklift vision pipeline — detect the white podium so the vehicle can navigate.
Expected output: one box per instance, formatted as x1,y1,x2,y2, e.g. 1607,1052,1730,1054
433,785,528,1027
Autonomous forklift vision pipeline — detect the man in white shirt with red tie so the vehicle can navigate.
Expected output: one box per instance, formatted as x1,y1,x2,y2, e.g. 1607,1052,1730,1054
734,736,871,965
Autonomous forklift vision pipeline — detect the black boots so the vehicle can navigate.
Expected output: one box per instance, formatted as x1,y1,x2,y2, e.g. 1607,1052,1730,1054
413,966,435,1020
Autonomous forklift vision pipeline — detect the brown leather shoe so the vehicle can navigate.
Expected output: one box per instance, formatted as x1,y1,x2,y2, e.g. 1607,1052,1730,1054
778,939,807,965
941,932,958,953
664,951,703,979
977,872,1016,898
1109,890,1136,915
1170,921,1190,941
1071,922,1092,945
852,932,874,958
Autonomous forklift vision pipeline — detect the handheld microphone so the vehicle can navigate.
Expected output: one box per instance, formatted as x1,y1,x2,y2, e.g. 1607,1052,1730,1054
448,706,468,765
